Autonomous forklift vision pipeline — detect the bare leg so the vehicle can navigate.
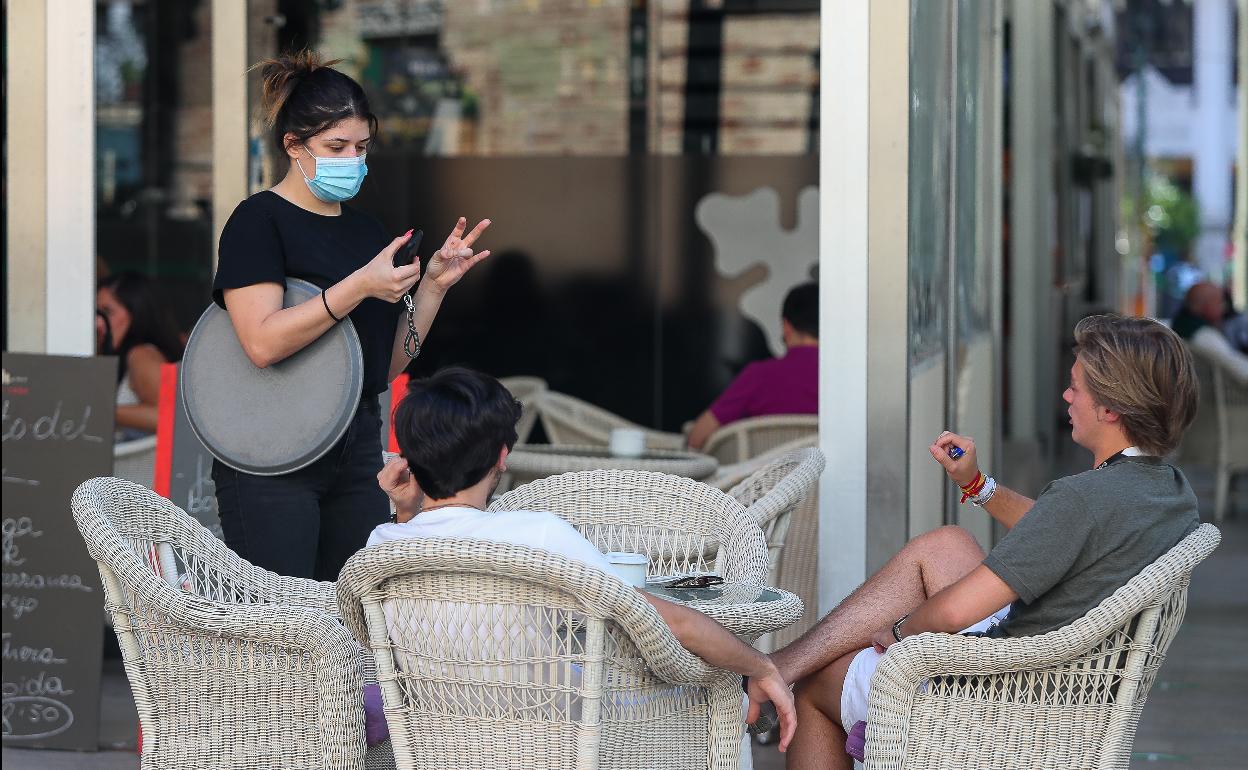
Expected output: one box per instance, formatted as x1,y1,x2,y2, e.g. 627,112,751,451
772,525,985,685
786,651,857,770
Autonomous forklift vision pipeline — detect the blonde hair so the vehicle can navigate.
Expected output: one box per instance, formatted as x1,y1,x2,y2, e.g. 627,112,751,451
1073,314,1198,456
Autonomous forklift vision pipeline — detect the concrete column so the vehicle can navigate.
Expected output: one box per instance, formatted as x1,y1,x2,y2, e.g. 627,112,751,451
1006,0,1055,471
817,0,870,613
1192,0,1234,283
5,0,48,352
212,0,250,271
44,0,96,355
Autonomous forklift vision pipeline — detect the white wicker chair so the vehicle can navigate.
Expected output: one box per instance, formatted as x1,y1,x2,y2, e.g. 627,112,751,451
490,469,802,640
499,376,548,444
1209,359,1247,522
538,390,685,450
337,538,746,770
71,477,394,770
726,447,824,651
864,523,1221,770
701,414,819,465
113,435,158,488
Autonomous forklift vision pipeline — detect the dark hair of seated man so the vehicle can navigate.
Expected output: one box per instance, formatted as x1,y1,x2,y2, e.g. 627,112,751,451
782,282,819,339
392,366,521,499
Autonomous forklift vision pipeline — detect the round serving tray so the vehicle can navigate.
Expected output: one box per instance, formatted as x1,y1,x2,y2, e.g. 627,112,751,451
180,278,364,476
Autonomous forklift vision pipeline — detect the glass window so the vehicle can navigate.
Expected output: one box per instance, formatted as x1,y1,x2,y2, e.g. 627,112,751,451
242,0,819,431
95,0,215,335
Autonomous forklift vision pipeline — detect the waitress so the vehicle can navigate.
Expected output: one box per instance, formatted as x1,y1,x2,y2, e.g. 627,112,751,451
212,51,491,580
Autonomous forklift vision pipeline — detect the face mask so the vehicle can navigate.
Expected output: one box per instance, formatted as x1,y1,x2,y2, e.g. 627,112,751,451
296,146,368,202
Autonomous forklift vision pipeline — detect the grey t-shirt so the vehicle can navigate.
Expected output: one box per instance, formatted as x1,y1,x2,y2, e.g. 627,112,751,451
983,455,1199,638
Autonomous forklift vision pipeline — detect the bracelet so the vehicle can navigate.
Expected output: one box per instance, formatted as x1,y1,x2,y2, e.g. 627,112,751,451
892,613,910,642
959,471,987,504
970,476,998,507
322,288,343,322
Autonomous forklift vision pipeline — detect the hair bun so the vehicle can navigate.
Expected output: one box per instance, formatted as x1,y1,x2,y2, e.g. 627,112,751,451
255,50,344,129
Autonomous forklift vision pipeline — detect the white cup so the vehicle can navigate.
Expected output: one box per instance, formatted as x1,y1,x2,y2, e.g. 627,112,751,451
606,552,649,588
608,428,646,458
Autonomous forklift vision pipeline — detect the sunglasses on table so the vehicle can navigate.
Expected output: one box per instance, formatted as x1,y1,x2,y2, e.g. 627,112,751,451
665,574,725,589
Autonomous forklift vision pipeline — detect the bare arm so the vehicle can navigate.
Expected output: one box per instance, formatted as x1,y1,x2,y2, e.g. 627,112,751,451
929,431,1035,529
114,345,165,432
686,410,720,451
871,565,1018,652
224,231,420,369
386,217,492,383
642,592,796,752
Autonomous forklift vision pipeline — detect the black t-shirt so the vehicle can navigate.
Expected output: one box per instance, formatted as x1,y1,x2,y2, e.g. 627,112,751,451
213,191,401,397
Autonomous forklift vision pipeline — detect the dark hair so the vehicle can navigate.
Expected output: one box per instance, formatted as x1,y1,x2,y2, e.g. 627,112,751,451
1073,313,1198,456
782,282,819,338
394,368,522,499
97,272,184,379
255,50,378,160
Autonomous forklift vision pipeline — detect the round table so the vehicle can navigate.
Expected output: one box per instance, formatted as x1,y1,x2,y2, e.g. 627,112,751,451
504,444,719,490
642,580,804,640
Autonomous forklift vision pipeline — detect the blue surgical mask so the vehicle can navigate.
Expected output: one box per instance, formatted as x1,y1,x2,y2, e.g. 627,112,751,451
296,146,368,202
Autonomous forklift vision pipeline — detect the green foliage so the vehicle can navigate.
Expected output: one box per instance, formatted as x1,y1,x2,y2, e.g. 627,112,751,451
1143,176,1201,254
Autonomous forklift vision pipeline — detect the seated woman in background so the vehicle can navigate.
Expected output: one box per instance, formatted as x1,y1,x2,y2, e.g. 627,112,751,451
96,272,185,441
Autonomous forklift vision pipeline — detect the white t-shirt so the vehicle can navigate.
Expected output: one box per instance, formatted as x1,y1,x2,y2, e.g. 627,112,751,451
366,506,614,574
366,508,616,719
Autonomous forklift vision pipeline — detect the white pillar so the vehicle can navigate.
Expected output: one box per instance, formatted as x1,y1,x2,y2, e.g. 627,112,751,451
817,0,870,613
4,0,48,352
1192,0,1234,283
212,0,250,271
1234,0,1248,309
44,0,96,355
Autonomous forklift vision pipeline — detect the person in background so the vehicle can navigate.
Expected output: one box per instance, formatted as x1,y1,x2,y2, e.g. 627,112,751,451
96,272,184,440
687,282,818,451
1171,281,1248,384
372,367,797,750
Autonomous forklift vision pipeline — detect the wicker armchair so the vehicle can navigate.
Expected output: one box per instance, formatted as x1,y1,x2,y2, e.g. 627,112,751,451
499,376,548,444
864,523,1221,770
727,447,824,651
1209,358,1247,522
71,477,393,770
538,390,686,450
490,469,801,640
701,414,818,465
337,537,746,770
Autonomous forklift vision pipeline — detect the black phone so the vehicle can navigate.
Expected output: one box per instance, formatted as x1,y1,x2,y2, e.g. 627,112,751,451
393,229,424,267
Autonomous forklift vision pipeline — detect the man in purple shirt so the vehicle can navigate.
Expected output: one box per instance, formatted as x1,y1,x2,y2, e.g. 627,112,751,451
688,282,818,450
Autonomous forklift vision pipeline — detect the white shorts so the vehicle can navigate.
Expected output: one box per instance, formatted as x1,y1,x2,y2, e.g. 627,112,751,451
838,605,1012,732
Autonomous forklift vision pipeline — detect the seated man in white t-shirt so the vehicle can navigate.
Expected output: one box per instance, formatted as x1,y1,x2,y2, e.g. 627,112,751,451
367,366,796,751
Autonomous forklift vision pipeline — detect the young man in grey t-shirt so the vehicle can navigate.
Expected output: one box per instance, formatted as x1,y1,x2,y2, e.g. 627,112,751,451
774,315,1200,770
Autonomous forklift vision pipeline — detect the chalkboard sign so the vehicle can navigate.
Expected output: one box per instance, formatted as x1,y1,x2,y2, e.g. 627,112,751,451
156,364,221,538
2,353,116,750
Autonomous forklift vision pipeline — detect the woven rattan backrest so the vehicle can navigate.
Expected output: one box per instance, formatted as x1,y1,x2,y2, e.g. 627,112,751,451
538,391,633,447
500,376,548,444
906,524,1219,769
1213,365,1248,461
490,469,767,584
337,538,719,770
702,415,818,465
72,476,331,610
727,447,824,572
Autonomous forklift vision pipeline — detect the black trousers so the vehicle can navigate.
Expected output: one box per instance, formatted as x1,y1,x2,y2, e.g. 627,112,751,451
213,397,388,581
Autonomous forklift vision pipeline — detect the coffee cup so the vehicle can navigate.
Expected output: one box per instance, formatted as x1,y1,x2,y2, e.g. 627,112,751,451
609,428,646,458
605,552,648,587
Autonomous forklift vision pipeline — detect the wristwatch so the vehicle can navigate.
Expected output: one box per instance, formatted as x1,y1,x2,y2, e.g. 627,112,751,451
892,613,911,643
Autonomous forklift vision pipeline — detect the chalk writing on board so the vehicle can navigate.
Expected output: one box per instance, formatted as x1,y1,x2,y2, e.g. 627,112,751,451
186,454,216,520
1,472,39,487
2,517,42,567
2,634,67,665
1,400,105,444
1,695,75,740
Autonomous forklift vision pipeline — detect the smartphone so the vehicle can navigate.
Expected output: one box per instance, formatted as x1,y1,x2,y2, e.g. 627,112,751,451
393,229,424,267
